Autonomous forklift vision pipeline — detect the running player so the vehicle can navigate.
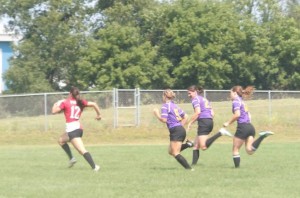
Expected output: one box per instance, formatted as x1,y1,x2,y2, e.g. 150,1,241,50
187,85,232,165
153,89,194,170
52,86,101,171
223,85,274,168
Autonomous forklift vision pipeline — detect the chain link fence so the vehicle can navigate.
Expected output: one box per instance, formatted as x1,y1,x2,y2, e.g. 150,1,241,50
0,89,299,136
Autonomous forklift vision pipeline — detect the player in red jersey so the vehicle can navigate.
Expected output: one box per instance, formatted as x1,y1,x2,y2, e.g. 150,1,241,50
52,86,102,171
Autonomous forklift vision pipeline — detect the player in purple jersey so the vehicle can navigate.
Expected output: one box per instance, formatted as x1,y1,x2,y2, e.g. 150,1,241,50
187,85,233,166
153,89,194,170
223,85,274,168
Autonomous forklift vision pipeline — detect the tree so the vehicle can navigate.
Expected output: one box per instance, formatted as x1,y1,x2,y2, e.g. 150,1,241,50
1,0,299,92
1,0,91,93
78,0,174,89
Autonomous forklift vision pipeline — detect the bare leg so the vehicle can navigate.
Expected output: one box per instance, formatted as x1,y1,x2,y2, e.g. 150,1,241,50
58,133,73,160
245,136,255,155
71,137,97,169
199,135,208,150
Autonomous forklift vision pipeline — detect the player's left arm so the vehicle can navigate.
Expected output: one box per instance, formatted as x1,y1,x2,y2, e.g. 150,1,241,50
86,101,101,120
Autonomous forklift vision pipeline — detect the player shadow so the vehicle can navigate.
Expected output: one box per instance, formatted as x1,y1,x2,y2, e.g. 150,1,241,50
150,167,178,171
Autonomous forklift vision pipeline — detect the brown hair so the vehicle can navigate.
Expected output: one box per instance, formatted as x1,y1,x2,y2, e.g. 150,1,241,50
187,85,204,94
231,85,255,100
163,89,175,100
70,86,84,111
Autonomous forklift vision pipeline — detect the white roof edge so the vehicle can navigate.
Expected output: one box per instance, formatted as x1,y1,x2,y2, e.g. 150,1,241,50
0,34,21,42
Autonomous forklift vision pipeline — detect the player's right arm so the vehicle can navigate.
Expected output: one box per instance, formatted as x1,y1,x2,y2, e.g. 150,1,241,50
52,100,64,114
153,108,167,123
187,106,200,131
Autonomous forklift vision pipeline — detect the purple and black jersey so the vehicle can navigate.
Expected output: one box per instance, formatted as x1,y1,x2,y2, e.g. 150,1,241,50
232,96,250,123
191,95,213,119
161,101,185,129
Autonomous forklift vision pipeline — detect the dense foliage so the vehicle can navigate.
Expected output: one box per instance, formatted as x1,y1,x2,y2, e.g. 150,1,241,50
0,0,299,93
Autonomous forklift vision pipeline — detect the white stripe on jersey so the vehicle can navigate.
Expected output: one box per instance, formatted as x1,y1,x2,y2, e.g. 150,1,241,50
168,102,171,113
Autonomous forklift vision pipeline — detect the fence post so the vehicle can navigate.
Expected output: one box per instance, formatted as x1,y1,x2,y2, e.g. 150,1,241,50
44,93,48,132
113,88,117,128
268,90,272,121
135,88,140,126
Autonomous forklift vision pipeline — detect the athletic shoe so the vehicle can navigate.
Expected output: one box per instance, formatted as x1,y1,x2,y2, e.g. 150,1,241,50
219,128,233,137
93,165,100,172
68,157,77,168
186,139,194,147
259,131,274,137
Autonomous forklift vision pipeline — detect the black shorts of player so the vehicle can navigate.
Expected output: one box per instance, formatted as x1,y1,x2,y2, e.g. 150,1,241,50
68,129,83,141
235,123,256,140
169,125,186,142
197,118,214,136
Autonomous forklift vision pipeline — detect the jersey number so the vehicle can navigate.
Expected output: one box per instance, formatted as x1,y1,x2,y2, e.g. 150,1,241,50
204,98,212,109
243,102,249,112
70,106,81,119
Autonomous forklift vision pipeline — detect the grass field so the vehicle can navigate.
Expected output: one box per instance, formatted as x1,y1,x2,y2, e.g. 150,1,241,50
0,98,299,197
0,143,299,198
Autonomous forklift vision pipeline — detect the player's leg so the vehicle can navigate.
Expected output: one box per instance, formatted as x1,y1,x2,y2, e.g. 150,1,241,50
251,131,274,151
192,122,209,164
58,132,76,167
232,137,244,168
180,139,194,151
206,128,233,148
170,141,192,170
169,126,192,170
192,135,200,165
199,135,208,150
245,136,255,155
70,130,99,171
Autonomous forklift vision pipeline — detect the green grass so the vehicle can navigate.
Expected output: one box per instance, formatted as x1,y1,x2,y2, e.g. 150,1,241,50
0,98,299,146
0,98,299,197
0,143,299,198
1,98,300,145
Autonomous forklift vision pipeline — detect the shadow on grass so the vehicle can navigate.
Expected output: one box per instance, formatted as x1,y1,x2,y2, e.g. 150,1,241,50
150,167,178,171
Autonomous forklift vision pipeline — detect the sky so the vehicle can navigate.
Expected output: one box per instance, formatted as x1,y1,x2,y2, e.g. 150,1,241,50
0,19,5,34
0,17,8,34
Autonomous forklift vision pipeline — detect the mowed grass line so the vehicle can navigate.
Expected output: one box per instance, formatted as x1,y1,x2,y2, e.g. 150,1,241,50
0,143,299,198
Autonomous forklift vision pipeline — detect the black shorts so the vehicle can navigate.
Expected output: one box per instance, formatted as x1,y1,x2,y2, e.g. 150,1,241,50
197,118,214,136
235,123,256,140
68,129,83,141
169,125,186,142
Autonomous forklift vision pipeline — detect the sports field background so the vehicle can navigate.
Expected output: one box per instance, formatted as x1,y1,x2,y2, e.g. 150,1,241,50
0,93,299,197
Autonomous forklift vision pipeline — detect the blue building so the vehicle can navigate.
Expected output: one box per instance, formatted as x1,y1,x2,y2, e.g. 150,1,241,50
0,31,18,93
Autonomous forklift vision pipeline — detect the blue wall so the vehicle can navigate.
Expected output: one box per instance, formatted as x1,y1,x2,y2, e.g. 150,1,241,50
0,41,13,91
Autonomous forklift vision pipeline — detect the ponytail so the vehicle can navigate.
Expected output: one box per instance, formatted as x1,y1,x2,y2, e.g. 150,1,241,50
187,85,204,94
70,86,84,111
232,85,255,100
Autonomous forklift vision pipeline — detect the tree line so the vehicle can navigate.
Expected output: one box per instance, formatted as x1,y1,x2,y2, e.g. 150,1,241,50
0,0,299,93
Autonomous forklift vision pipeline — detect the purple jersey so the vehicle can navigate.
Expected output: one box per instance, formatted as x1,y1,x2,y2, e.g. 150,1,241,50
191,95,213,119
161,101,185,129
232,96,250,123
